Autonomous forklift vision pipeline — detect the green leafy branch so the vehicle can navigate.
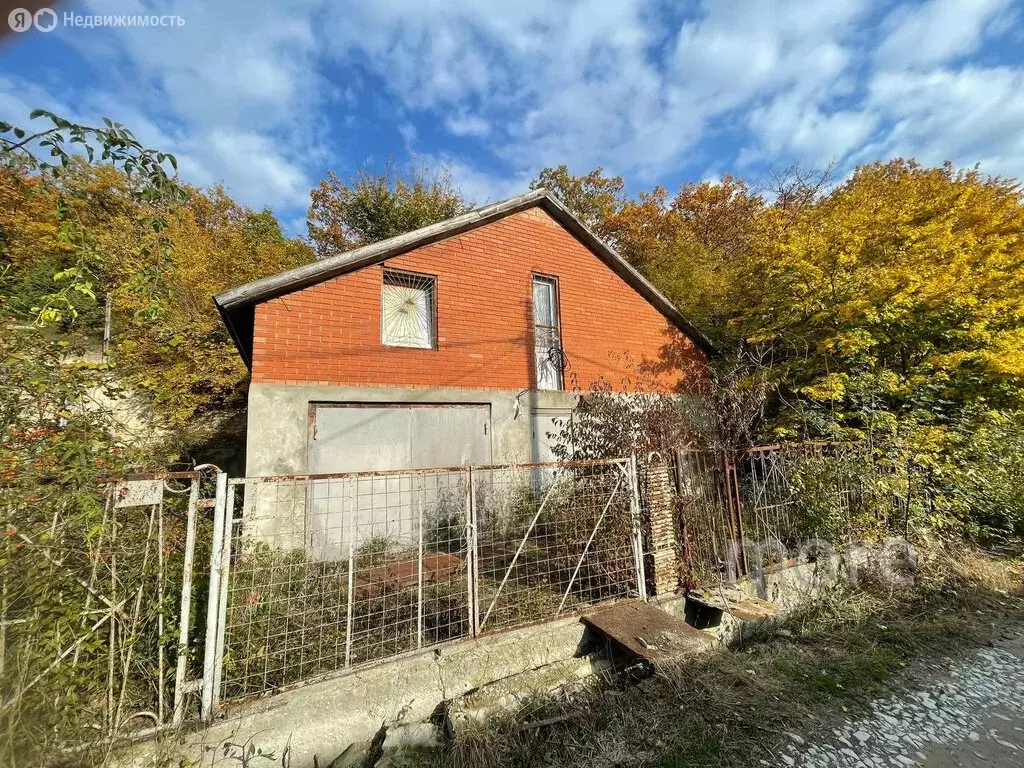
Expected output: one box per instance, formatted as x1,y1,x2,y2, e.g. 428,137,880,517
0,110,188,325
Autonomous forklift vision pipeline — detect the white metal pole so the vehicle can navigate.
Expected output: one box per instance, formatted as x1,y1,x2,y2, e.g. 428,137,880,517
416,479,424,650
344,478,356,668
467,467,479,637
211,481,235,715
628,456,648,601
200,472,227,722
172,476,200,725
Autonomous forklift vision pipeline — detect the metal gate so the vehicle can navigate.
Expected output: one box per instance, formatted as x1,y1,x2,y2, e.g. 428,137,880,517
200,457,644,716
1,469,216,751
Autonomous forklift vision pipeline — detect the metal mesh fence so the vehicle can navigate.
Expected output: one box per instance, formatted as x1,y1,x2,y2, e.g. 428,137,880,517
672,444,904,587
219,458,641,701
674,450,740,587
473,459,640,633
1,471,212,756
222,469,472,698
741,444,862,559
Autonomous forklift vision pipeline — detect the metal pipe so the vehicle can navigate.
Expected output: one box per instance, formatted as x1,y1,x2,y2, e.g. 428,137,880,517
627,456,648,601
467,467,479,637
211,481,235,715
157,501,165,724
200,472,227,722
244,457,624,484
416,479,424,650
344,478,356,668
172,476,200,725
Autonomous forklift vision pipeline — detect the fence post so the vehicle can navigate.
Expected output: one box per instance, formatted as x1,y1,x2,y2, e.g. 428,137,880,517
415,477,424,650
344,478,356,668
211,480,234,716
200,472,227,722
466,466,479,637
722,454,747,580
172,475,200,726
628,455,648,601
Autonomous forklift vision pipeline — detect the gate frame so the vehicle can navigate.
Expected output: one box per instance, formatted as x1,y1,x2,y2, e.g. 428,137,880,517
200,456,646,719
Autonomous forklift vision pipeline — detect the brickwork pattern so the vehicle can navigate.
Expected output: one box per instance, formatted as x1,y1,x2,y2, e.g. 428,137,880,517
642,460,683,596
251,208,705,392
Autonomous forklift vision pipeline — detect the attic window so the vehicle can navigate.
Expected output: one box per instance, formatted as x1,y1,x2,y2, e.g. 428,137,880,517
381,269,436,349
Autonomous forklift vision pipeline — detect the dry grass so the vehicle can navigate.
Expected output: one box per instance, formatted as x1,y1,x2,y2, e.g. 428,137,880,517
413,541,1024,768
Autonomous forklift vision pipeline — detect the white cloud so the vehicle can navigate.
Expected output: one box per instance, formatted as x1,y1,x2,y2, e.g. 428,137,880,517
745,94,879,166
421,153,531,205
7,0,1024,226
860,65,1024,178
444,113,490,138
11,0,327,213
318,0,872,181
398,122,418,148
876,0,1012,70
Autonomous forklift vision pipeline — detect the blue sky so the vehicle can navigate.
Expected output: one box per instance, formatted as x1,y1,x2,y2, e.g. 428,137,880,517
2,0,1022,236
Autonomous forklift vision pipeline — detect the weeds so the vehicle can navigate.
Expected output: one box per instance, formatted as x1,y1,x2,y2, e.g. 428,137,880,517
434,542,1024,768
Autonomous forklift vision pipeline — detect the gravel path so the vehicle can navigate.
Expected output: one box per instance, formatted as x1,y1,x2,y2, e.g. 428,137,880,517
770,626,1024,768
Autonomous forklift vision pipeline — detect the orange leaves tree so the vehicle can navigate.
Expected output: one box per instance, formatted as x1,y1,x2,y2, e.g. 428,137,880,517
1,111,313,452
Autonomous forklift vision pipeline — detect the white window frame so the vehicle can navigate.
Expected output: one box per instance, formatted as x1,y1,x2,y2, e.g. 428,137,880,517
381,269,437,349
532,275,563,390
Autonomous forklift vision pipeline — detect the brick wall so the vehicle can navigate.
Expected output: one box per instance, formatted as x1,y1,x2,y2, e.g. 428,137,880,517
251,207,705,392
642,460,683,596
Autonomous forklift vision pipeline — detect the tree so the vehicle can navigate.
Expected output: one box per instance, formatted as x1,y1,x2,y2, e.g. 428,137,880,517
307,161,470,258
530,165,626,248
113,185,313,437
1,110,185,325
740,161,1024,434
1,111,314,447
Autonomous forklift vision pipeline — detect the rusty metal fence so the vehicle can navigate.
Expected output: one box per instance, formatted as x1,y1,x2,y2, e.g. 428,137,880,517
204,457,644,709
6,443,900,742
673,443,901,588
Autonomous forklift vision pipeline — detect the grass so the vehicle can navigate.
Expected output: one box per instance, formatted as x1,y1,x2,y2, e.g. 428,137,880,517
422,539,1024,768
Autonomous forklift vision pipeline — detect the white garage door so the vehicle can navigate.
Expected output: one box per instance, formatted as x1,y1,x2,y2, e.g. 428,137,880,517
309,403,491,473
306,404,491,558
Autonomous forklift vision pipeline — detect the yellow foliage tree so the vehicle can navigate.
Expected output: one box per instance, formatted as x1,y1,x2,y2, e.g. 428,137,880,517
0,160,313,446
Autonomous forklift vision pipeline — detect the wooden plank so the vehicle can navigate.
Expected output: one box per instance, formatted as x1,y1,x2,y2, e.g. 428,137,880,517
353,553,463,596
581,600,712,668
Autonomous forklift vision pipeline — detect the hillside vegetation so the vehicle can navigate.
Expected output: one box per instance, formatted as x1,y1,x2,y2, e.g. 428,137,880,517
1,112,1023,538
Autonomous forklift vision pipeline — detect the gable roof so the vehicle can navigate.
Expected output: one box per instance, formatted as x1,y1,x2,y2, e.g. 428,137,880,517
214,189,717,367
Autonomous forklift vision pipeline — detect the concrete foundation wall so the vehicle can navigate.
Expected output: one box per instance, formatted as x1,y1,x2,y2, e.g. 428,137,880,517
119,616,597,768
117,544,898,768
246,382,580,477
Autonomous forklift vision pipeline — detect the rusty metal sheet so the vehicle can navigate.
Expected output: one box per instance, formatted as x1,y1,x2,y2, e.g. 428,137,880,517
581,600,712,667
353,553,464,596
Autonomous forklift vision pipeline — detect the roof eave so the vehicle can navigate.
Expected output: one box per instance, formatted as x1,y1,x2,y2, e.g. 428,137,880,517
214,188,718,369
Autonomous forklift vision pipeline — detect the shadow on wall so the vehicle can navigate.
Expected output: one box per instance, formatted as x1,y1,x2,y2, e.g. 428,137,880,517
182,407,248,477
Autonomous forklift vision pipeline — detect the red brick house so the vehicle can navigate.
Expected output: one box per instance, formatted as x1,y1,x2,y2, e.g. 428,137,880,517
215,189,714,477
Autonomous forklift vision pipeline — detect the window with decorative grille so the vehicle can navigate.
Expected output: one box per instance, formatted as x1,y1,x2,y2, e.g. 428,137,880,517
532,275,563,390
381,270,436,349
